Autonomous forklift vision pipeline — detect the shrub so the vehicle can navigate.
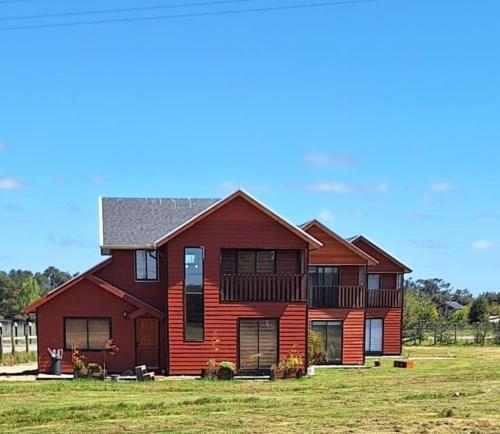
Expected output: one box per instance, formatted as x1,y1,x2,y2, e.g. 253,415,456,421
278,345,303,371
218,361,236,372
87,363,103,375
308,330,325,364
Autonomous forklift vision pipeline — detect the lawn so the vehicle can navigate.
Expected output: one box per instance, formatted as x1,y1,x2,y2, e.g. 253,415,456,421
0,346,498,433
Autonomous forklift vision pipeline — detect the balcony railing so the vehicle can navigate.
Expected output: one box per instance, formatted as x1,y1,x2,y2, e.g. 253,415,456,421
367,288,402,308
220,273,305,302
309,286,365,308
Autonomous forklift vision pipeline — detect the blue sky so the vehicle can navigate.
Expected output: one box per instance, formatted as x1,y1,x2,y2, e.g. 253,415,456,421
1,0,499,293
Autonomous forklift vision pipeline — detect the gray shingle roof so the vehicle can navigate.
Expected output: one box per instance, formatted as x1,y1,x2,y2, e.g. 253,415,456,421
100,197,220,248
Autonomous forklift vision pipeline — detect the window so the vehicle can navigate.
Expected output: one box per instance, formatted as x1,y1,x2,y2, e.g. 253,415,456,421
367,274,380,290
308,266,340,288
185,247,204,341
365,318,383,353
239,319,278,370
237,250,276,274
135,250,158,281
311,321,342,364
64,318,111,350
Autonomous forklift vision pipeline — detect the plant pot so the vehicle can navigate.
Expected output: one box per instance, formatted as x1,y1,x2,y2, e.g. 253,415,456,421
200,368,217,379
216,368,234,380
272,367,303,379
394,360,414,369
374,361,381,367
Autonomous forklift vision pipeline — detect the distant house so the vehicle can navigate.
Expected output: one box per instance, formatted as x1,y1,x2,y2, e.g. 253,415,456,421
27,190,411,374
439,301,464,318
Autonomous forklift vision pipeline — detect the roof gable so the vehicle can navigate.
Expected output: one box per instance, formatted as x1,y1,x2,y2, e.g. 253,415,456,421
301,220,378,265
349,235,412,273
154,190,323,249
100,197,219,250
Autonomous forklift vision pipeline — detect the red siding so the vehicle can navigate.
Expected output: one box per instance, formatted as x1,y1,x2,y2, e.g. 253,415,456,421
307,225,366,265
353,239,405,273
308,309,365,365
95,250,166,311
36,279,166,373
340,265,361,286
381,273,397,289
366,308,402,355
167,196,308,374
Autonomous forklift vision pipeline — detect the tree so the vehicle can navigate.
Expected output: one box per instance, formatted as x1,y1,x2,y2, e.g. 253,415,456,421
404,289,439,343
469,297,489,344
35,267,75,295
0,273,20,319
18,277,40,310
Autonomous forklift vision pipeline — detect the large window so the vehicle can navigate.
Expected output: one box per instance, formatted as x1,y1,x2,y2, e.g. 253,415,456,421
239,319,278,370
64,318,111,350
185,247,204,341
135,250,158,281
237,250,276,274
311,321,342,364
308,266,340,288
367,274,380,290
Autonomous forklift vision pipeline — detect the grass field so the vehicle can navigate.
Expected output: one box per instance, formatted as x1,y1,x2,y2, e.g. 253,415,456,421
0,346,498,433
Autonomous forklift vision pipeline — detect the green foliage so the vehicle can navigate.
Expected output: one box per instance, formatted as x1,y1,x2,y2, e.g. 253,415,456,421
404,290,439,330
0,351,37,366
34,267,75,296
19,277,40,310
0,273,20,319
469,297,489,324
278,346,303,371
308,329,326,364
218,361,236,372
450,305,470,325
87,363,103,374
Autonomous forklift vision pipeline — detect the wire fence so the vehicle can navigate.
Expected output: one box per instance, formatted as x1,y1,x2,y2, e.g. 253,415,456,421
0,320,38,357
404,322,500,346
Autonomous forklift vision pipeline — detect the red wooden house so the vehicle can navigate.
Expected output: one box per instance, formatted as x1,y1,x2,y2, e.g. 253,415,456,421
27,190,411,374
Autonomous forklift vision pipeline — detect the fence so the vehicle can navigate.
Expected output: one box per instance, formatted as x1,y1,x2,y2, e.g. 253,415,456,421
0,320,38,359
404,322,500,346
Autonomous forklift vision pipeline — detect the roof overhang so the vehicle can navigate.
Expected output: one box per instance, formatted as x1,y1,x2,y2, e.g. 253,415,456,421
349,235,412,273
301,220,379,266
153,189,323,249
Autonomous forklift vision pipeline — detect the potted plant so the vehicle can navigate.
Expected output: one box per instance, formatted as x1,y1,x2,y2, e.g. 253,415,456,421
71,345,88,378
87,362,104,379
374,357,381,367
102,339,119,377
201,333,220,379
217,361,236,380
272,346,304,379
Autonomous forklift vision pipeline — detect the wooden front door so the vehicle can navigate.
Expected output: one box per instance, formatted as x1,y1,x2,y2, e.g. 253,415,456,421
135,317,159,369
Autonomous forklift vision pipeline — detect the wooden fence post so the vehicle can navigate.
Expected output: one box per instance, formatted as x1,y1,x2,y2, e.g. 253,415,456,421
25,321,30,353
11,321,16,355
0,323,3,361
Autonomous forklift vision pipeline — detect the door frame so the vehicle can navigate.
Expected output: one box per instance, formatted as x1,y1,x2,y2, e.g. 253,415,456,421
135,317,160,369
237,318,280,372
310,319,344,365
365,317,384,355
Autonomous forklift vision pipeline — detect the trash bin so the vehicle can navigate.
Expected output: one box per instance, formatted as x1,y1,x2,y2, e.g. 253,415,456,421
47,348,63,375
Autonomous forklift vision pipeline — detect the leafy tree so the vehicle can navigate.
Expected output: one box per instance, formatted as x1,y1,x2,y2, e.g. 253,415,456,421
449,305,470,326
18,277,40,310
35,267,75,295
469,297,489,344
0,273,20,319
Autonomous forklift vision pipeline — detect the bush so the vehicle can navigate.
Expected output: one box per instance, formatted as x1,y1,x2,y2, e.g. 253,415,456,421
308,330,325,364
218,361,236,372
0,351,37,366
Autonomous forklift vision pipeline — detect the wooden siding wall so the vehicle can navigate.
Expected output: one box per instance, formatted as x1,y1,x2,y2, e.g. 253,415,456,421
36,280,166,373
352,239,405,273
366,308,402,355
95,250,166,311
381,273,397,289
340,266,361,286
167,196,308,374
307,226,366,265
308,309,365,365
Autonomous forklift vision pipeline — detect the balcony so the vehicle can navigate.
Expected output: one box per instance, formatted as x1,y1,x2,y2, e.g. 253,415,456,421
220,273,305,302
366,288,402,308
309,286,365,308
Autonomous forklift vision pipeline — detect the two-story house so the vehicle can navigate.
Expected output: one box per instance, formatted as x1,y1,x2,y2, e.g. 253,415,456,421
27,190,410,374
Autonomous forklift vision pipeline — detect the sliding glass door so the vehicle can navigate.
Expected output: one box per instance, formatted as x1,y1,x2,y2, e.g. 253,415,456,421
365,318,383,354
311,321,342,364
239,319,278,370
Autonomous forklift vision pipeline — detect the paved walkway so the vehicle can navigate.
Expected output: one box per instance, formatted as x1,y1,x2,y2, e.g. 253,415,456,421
0,362,38,381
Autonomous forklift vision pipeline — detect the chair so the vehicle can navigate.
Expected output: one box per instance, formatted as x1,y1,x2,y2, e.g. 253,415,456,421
135,365,155,381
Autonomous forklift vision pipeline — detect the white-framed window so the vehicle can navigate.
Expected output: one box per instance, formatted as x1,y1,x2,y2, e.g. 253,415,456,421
367,274,380,290
135,250,158,281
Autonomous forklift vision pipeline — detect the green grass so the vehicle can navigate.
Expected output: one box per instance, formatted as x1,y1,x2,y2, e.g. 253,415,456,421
0,351,37,366
0,346,499,433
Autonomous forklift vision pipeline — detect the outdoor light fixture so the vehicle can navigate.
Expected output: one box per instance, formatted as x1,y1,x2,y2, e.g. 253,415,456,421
122,311,128,319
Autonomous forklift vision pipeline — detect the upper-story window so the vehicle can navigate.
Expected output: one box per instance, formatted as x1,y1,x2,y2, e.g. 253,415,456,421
237,250,276,274
367,274,380,290
185,247,204,341
308,266,339,288
135,250,158,281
